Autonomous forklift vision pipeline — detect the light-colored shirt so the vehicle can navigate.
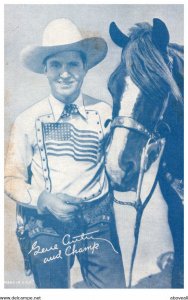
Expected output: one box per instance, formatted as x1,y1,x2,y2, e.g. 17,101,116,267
5,93,112,208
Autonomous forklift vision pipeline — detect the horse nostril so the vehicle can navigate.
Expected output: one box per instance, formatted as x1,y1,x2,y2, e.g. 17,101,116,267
122,161,136,179
125,161,134,174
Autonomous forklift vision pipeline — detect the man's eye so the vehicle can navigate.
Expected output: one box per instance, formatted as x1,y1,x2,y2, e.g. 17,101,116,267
69,62,79,67
50,62,61,68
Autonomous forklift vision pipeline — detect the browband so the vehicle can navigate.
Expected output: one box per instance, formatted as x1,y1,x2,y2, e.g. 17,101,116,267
110,116,151,138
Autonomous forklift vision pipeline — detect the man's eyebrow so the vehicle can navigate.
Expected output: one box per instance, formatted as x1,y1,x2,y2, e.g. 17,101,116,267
49,59,60,64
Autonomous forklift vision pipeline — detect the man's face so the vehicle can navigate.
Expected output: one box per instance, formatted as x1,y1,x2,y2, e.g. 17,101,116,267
45,51,86,103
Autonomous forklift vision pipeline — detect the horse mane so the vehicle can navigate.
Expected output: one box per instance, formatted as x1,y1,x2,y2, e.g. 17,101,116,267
122,22,182,102
168,43,184,55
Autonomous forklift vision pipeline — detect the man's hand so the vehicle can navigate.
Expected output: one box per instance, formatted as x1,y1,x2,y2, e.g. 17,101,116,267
37,191,81,222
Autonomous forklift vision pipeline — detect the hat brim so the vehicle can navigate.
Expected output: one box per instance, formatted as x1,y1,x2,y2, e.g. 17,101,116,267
20,37,108,73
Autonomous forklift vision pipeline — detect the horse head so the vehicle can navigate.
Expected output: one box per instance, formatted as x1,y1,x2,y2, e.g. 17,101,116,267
106,19,183,193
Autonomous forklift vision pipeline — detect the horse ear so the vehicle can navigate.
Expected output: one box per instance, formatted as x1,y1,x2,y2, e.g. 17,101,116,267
152,18,170,53
109,22,129,48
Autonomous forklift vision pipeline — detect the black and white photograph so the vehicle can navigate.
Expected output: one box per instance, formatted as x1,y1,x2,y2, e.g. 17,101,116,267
2,2,186,298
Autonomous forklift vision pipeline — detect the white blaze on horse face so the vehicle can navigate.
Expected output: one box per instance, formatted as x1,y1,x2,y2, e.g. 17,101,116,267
106,76,140,185
119,76,140,117
106,127,128,185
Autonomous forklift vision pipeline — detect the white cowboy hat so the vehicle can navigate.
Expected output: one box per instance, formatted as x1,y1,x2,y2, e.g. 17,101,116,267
20,18,108,74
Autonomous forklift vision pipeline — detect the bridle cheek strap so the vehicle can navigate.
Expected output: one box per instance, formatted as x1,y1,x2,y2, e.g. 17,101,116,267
110,113,168,209
136,137,166,205
114,137,166,210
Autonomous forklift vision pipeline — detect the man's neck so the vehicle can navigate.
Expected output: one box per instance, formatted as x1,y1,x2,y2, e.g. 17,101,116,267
52,90,81,104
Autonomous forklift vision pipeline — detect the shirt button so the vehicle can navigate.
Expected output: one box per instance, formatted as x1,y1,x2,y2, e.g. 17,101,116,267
118,117,124,125
97,122,99,125
99,131,102,134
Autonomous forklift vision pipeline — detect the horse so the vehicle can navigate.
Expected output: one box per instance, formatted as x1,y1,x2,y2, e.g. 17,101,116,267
105,18,184,288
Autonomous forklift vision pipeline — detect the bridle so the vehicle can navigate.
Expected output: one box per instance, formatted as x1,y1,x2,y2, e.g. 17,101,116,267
108,94,170,288
110,93,170,209
107,20,184,287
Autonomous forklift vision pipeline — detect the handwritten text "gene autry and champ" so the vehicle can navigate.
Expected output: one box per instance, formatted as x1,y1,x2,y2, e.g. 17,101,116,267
28,231,99,264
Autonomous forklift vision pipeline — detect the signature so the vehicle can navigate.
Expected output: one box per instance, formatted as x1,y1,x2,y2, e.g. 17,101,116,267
28,241,63,264
62,230,118,256
62,230,99,246
62,230,100,256
28,230,118,264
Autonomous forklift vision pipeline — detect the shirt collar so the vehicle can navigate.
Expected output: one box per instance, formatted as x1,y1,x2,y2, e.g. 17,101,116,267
48,93,88,122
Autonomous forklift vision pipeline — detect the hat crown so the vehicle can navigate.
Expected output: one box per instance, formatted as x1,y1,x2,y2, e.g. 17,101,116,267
21,18,108,73
42,18,83,47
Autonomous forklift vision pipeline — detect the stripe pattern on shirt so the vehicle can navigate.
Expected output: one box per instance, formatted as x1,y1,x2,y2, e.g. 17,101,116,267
43,122,99,164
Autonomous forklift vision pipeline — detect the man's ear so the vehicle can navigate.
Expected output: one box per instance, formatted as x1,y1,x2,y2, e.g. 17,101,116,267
83,60,88,74
44,65,47,75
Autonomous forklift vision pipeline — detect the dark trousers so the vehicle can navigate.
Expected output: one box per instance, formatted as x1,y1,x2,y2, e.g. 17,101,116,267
18,194,126,288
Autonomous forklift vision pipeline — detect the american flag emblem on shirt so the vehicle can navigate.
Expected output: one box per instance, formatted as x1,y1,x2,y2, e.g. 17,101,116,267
43,122,99,164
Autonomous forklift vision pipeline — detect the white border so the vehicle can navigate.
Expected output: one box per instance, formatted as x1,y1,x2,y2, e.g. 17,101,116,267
1,1,187,300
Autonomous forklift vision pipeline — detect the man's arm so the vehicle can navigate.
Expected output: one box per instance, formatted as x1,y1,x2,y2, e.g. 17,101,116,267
5,116,80,221
4,116,39,207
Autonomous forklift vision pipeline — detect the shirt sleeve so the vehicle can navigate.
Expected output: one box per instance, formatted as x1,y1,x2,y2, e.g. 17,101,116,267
4,116,41,208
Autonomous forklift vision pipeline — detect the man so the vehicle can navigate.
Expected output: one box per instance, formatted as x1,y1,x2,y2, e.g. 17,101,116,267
5,18,125,288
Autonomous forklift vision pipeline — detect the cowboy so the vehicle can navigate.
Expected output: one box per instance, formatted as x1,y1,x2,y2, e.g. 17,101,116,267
5,18,125,288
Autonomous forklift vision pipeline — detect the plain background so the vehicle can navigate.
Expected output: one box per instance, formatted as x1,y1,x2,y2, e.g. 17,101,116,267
4,3,184,293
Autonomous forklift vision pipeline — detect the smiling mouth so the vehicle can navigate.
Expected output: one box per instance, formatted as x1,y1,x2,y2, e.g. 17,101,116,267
57,83,73,89
57,79,75,87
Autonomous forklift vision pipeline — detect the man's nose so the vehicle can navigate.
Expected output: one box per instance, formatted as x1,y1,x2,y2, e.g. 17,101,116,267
59,65,70,78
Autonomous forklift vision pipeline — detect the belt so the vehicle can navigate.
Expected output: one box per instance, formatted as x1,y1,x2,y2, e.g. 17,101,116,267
17,192,113,238
79,192,112,210
78,192,113,225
